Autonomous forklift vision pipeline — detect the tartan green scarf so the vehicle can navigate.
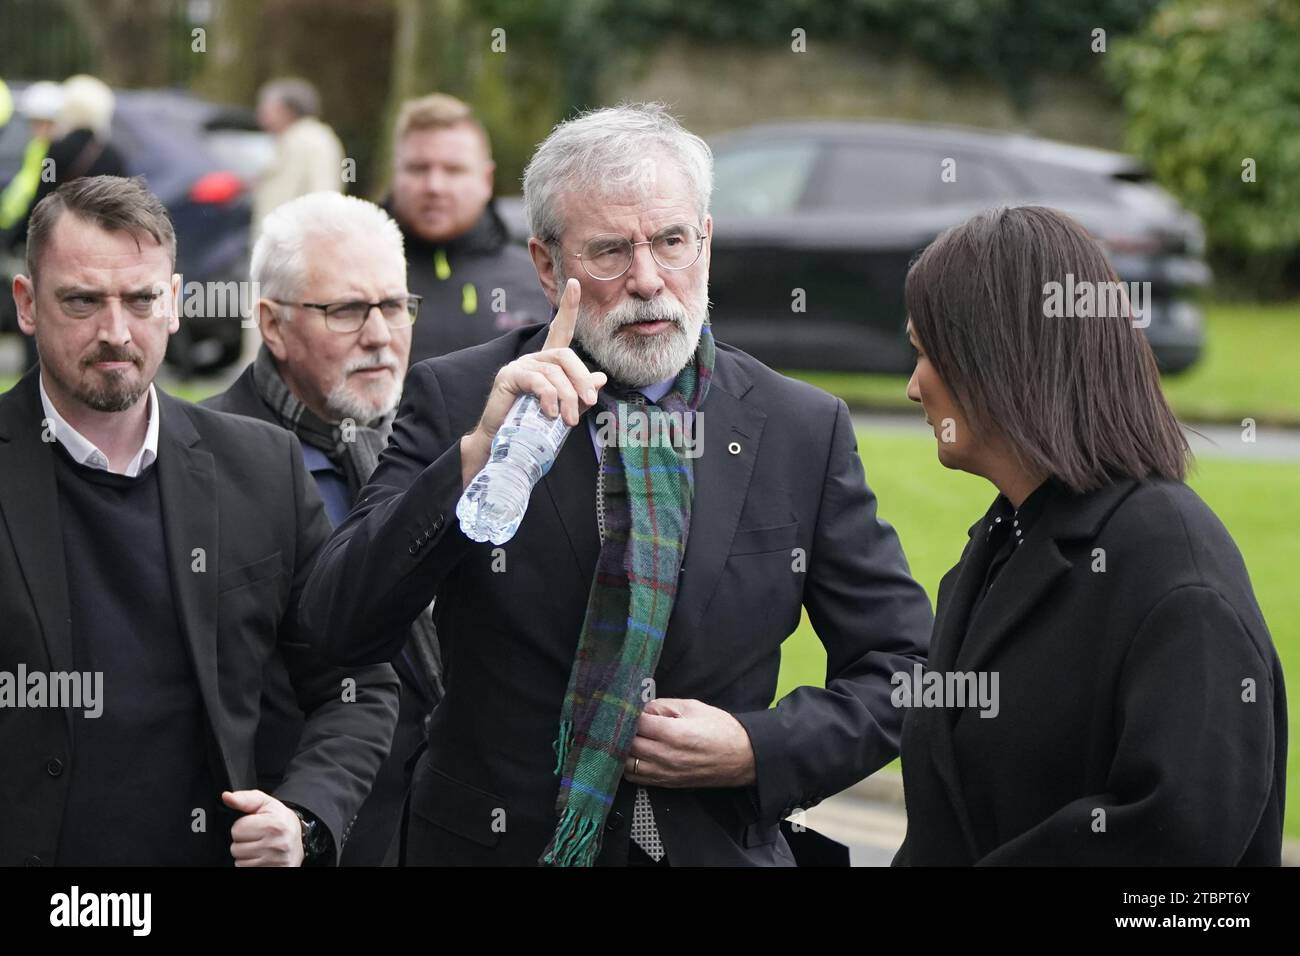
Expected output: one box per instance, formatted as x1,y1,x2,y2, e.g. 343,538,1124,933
540,323,716,866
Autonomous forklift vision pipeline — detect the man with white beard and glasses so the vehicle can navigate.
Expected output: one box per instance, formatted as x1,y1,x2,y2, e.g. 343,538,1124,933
300,104,932,866
204,192,440,865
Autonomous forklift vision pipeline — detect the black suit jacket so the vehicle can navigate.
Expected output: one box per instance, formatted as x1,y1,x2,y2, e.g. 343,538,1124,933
894,478,1286,865
300,324,933,865
0,369,400,865
201,363,439,865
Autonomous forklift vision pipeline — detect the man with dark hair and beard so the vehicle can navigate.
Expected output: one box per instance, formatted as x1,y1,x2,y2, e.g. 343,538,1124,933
300,105,933,867
0,175,399,866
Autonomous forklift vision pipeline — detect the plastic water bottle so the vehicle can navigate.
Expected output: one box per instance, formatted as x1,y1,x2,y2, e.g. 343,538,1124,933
456,393,573,544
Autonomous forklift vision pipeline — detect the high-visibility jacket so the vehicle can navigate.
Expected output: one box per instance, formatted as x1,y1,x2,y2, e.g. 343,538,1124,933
0,136,51,231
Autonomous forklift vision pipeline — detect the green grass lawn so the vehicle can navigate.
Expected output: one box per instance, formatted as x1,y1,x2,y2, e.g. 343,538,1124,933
788,300,1300,427
0,372,214,403
774,426,1300,838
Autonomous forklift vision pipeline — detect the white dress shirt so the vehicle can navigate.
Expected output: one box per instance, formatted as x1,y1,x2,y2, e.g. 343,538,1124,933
39,375,160,477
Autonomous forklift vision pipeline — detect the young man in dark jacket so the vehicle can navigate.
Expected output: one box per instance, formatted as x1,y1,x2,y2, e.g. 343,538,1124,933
386,93,550,363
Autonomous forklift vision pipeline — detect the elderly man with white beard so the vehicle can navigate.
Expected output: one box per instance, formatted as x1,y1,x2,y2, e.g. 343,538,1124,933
203,192,442,865
300,104,933,866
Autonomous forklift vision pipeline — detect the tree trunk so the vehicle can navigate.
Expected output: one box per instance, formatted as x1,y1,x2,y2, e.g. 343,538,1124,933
58,0,180,87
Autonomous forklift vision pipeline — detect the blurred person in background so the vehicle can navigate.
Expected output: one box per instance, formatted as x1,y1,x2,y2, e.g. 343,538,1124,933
1,82,64,354
386,93,549,364
202,192,441,866
253,78,344,234
4,75,125,371
12,75,128,250
0,81,64,237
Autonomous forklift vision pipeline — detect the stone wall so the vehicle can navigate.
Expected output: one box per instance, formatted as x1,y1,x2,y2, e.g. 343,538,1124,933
604,38,1124,150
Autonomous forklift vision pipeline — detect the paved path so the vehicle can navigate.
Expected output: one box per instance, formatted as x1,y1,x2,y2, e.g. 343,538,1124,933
807,772,1299,866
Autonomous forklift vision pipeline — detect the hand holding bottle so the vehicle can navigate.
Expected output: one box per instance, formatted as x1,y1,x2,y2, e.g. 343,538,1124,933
459,278,606,486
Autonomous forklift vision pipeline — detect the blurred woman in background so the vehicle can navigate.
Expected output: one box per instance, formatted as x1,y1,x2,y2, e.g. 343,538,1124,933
893,205,1285,865
17,74,127,244
4,74,126,370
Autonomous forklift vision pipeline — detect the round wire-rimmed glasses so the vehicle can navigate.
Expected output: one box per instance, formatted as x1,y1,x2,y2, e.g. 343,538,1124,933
563,223,708,280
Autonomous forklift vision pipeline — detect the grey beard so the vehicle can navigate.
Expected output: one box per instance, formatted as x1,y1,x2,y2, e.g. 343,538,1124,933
324,375,401,424
322,349,404,424
574,296,707,388
324,382,399,424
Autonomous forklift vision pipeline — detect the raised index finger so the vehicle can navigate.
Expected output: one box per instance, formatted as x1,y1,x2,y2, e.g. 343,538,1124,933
544,277,581,350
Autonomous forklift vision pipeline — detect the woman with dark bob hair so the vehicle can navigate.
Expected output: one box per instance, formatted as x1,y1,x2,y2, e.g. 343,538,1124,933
893,205,1285,865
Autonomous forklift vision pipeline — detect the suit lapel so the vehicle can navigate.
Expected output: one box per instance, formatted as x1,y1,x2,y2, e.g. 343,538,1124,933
655,350,766,681
540,423,599,587
914,517,995,860
0,370,74,735
154,393,228,775
927,523,987,675
953,537,1071,675
948,480,1139,676
508,323,602,588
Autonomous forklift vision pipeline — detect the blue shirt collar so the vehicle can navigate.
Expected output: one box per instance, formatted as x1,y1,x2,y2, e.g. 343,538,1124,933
637,376,676,403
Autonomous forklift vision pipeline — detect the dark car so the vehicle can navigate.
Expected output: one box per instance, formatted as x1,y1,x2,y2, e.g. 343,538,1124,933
704,121,1209,374
0,83,272,375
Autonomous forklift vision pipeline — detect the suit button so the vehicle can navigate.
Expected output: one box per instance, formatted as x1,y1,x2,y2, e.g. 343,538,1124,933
606,810,625,832
24,855,41,867
46,758,63,777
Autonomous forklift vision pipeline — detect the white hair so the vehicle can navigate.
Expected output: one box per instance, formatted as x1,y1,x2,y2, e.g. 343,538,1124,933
60,75,114,138
252,192,406,301
522,102,713,247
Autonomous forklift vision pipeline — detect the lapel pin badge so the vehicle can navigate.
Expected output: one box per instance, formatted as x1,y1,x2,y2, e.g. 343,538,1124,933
727,441,741,455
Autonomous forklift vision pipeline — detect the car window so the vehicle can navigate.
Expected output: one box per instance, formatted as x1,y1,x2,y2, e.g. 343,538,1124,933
809,144,1017,210
806,144,938,210
934,154,1018,205
204,129,275,182
711,141,819,216
1015,160,1113,201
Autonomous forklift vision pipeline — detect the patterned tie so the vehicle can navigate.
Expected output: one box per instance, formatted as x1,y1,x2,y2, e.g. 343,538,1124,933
594,430,666,864
630,787,665,861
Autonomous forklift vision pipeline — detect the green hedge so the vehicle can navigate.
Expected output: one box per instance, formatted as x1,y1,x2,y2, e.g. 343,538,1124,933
1109,0,1300,295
